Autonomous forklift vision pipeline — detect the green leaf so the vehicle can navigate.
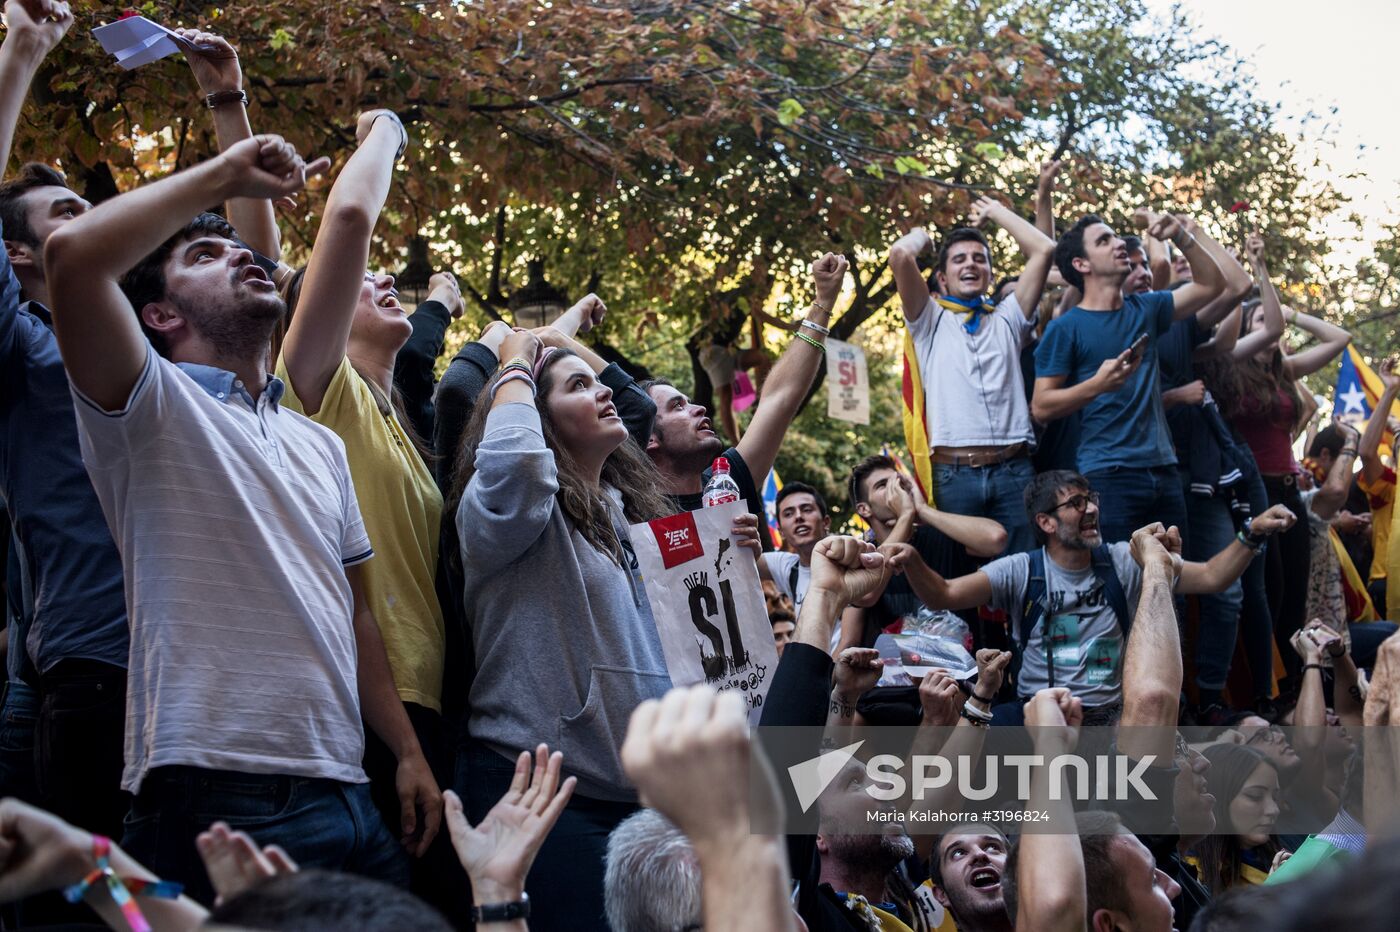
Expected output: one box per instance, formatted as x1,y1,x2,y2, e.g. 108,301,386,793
973,142,1005,161
863,163,885,180
270,28,295,52
893,156,929,176
775,98,805,127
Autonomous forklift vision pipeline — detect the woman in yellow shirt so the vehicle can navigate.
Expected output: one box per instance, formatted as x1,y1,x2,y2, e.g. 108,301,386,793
273,110,446,859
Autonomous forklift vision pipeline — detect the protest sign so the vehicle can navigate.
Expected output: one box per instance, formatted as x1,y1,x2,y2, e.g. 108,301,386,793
826,337,870,424
630,501,777,721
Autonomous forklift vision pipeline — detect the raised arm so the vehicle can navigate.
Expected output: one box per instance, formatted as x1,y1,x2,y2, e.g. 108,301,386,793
278,110,405,415
1361,361,1400,485
1310,422,1359,521
174,28,283,262
622,687,795,932
1145,233,1172,290
1143,212,1225,319
44,137,313,411
1195,303,1241,359
1016,689,1088,932
393,271,461,439
1178,504,1296,594
734,253,844,482
969,196,1055,319
1232,233,1286,360
1283,311,1351,379
1118,528,1184,763
0,0,72,173
889,227,934,322
1183,220,1252,328
792,536,887,651
1033,159,1061,238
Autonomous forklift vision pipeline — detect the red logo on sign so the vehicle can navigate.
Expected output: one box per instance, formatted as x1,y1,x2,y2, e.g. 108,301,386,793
650,512,705,569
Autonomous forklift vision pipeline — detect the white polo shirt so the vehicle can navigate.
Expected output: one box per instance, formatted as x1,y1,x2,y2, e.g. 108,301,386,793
71,346,373,793
906,293,1036,450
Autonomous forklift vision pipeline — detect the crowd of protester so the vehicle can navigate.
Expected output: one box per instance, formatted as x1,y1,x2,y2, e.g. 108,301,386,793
2,1,1399,929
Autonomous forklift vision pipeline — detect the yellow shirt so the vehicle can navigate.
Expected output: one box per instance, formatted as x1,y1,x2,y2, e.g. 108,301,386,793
1360,466,1394,582
276,356,445,710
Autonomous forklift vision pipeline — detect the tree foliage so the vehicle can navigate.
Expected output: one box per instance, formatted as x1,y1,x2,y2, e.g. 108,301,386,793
4,0,1369,508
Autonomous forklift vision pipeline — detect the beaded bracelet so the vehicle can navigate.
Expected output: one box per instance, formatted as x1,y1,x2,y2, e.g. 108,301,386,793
491,370,535,400
63,836,182,932
795,331,826,353
800,318,831,336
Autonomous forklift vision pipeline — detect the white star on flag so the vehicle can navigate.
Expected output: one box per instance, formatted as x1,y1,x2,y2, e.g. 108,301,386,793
1338,385,1368,414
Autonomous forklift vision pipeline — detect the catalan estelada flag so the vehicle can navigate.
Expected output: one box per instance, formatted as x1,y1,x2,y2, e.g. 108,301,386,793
1332,527,1378,623
761,467,783,550
900,330,933,501
1333,345,1399,450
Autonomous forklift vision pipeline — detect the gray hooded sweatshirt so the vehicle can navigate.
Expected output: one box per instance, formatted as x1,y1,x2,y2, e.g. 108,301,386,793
457,402,671,801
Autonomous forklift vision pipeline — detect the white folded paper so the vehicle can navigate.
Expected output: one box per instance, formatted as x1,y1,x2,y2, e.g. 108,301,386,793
93,15,215,71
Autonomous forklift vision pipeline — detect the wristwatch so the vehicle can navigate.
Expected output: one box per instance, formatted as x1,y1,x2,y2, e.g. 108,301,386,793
473,893,530,924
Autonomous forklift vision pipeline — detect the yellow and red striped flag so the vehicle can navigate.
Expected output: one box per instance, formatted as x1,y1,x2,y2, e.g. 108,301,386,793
900,330,933,502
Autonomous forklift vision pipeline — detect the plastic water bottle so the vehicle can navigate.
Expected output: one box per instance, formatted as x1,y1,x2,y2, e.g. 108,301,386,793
701,456,742,507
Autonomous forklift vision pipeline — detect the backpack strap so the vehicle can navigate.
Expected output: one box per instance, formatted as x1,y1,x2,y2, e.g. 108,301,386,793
1090,544,1132,639
1015,548,1051,687
788,560,801,604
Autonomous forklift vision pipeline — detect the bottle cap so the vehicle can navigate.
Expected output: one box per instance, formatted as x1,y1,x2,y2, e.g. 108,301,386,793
712,456,731,473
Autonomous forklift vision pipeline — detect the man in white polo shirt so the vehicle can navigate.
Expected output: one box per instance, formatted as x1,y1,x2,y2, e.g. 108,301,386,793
41,134,440,904
888,196,1056,554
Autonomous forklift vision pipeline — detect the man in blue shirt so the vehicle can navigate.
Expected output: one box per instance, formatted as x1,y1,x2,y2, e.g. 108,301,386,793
1031,213,1227,543
0,0,132,842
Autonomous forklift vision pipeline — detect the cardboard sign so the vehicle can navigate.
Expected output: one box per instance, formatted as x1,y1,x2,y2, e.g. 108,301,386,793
630,501,778,721
94,15,216,71
826,337,870,424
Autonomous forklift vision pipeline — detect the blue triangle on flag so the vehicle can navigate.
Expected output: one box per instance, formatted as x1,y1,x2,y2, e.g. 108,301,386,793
1333,351,1371,420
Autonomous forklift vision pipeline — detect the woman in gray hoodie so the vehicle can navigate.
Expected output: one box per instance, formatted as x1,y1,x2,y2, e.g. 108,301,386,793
452,328,675,930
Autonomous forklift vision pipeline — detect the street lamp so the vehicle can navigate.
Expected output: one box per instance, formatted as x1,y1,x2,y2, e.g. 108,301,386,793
509,258,568,329
396,235,434,307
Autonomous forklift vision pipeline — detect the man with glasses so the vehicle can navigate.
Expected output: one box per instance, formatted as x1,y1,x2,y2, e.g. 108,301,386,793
904,470,1296,721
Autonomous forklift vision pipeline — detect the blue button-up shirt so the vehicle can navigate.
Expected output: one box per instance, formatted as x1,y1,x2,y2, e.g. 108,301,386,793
0,217,128,674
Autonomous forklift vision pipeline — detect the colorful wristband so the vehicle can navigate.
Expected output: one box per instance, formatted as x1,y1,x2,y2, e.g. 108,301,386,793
63,836,182,932
800,318,831,336
795,331,826,353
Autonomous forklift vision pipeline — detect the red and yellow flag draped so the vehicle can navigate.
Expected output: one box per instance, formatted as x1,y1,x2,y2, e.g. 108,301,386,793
900,330,933,501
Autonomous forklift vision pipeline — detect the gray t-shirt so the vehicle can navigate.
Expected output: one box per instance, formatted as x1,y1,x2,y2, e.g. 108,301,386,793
981,542,1143,707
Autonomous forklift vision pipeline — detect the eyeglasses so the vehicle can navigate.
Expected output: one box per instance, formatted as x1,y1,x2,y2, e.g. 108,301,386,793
1244,725,1288,747
1046,491,1100,516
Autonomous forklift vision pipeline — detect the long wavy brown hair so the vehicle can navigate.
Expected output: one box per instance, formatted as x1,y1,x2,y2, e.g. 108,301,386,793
1201,300,1304,430
450,348,671,564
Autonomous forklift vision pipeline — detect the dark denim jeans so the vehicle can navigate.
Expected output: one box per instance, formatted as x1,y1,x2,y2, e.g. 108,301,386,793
932,455,1035,555
36,659,129,840
457,741,635,932
1180,478,1245,691
123,766,408,906
1083,465,1189,545
0,679,38,803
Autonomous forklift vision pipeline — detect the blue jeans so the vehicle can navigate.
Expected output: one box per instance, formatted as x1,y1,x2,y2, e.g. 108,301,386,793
932,455,1035,555
1083,465,1188,544
1180,477,1245,691
123,766,408,906
0,680,38,803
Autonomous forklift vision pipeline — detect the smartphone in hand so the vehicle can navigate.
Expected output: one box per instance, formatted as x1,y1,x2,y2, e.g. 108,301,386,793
1126,332,1149,362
